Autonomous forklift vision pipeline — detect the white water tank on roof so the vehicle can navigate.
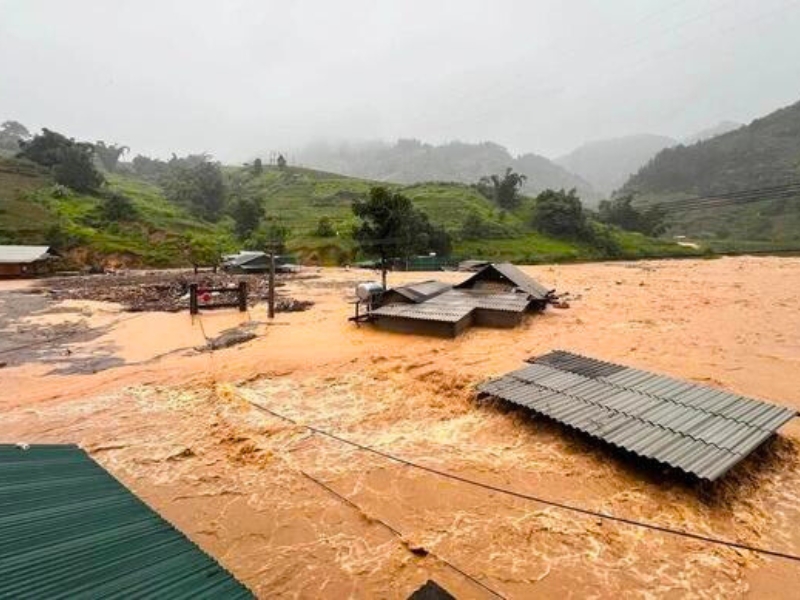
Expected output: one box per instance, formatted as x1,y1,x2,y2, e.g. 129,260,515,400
356,281,384,301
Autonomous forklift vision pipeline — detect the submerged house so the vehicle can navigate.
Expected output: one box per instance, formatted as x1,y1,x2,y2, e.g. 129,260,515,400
0,245,57,278
366,263,555,337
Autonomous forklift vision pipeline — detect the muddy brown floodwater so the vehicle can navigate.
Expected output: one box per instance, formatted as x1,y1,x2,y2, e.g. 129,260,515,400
2,257,800,598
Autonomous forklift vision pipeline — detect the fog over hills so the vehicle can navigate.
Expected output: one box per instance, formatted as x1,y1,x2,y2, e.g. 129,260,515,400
682,120,743,145
555,134,677,197
297,139,599,203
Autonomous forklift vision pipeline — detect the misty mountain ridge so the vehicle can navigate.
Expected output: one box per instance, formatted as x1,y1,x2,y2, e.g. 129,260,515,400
296,138,599,204
555,133,677,197
619,99,800,241
553,122,743,197
682,120,742,145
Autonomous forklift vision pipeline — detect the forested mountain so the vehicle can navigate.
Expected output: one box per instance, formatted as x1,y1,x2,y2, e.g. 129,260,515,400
297,139,599,203
555,134,676,197
623,100,800,196
682,120,742,145
619,99,800,242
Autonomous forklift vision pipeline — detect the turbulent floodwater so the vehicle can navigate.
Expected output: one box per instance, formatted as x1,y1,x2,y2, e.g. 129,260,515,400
2,257,800,598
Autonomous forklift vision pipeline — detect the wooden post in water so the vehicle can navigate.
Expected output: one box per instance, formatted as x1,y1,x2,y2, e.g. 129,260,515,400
238,281,247,312
268,250,275,319
189,283,199,315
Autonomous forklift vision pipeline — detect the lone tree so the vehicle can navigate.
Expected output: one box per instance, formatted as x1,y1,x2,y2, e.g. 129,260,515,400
276,154,287,169
353,186,451,288
252,157,263,176
531,188,587,237
477,167,527,210
101,191,137,222
230,197,263,240
315,216,336,237
94,141,129,172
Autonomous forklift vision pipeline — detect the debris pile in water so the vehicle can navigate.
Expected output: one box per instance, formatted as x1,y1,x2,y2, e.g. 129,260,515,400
37,270,314,313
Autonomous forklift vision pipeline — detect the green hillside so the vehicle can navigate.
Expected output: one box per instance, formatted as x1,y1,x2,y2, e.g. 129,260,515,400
0,156,694,267
620,99,800,244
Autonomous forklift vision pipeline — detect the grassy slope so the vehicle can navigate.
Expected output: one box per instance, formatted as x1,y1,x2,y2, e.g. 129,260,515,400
0,158,695,266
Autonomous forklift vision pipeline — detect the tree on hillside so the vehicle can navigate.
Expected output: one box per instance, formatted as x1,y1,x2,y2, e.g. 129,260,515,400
477,168,527,210
413,210,452,258
531,188,587,237
353,186,451,287
161,156,225,221
277,154,287,169
597,194,666,236
182,234,221,273
253,158,263,176
460,210,516,240
0,120,30,152
247,218,289,253
230,197,263,240
315,216,336,237
131,154,168,179
16,128,105,193
53,146,105,193
101,191,137,222
18,128,77,167
94,141,129,172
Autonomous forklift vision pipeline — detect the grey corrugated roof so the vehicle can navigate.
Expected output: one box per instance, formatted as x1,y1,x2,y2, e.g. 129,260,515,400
371,289,531,324
389,280,452,303
455,263,553,300
0,444,253,598
370,301,471,323
224,251,267,267
0,245,53,264
478,351,797,480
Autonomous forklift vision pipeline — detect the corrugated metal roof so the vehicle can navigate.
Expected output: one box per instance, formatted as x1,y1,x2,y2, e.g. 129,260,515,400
223,251,267,267
371,289,531,324
0,444,253,598
455,262,553,300
0,245,53,264
478,351,797,480
389,280,453,303
370,302,471,323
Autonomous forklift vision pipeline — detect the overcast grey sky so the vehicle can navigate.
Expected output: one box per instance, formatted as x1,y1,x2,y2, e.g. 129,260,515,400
2,0,799,162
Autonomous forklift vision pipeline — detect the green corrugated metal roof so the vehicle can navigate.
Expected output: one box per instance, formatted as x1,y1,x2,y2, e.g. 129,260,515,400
0,444,253,599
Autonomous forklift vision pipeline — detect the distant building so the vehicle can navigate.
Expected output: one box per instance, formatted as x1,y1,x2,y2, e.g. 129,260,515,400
0,245,57,278
222,251,298,274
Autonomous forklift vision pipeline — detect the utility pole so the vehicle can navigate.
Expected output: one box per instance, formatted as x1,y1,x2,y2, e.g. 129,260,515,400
268,246,275,319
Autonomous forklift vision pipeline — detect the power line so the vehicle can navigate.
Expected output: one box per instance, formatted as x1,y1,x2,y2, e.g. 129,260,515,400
243,395,800,566
300,470,505,599
647,181,800,212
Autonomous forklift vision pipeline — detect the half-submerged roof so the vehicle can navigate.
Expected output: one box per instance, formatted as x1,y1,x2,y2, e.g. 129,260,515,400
478,351,797,481
371,289,531,323
388,280,452,303
0,245,54,264
0,444,253,598
455,262,553,300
